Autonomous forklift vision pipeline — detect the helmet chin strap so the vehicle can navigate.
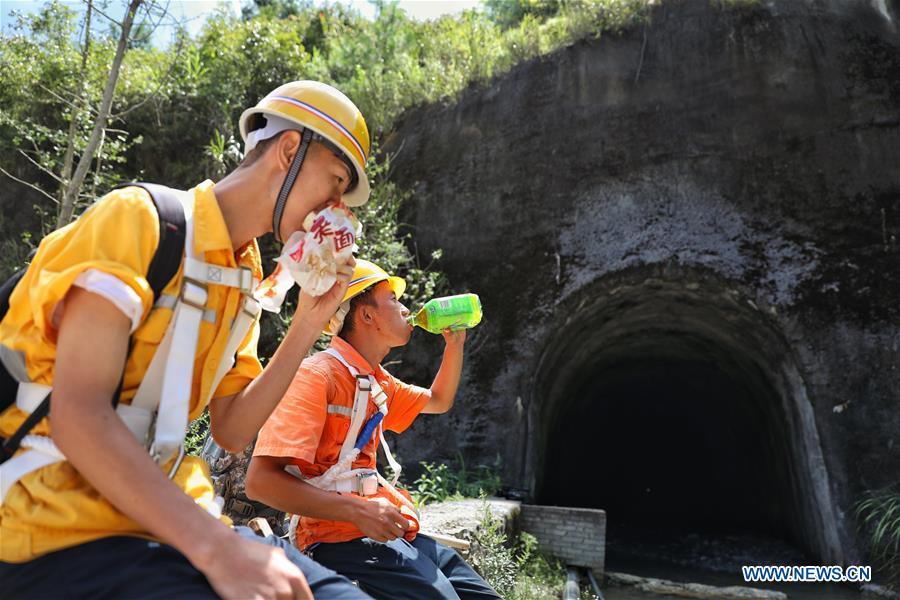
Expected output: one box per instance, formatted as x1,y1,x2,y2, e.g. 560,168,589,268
272,128,314,244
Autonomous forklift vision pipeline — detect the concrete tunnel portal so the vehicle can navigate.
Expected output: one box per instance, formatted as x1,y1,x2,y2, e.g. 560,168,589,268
529,273,845,565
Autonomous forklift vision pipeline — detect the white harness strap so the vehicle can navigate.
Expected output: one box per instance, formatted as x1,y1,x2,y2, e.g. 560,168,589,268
0,189,261,504
1,385,157,501
155,294,217,323
379,427,403,486
0,435,63,501
131,190,204,469
183,257,255,294
206,296,260,406
321,348,391,459
122,191,260,469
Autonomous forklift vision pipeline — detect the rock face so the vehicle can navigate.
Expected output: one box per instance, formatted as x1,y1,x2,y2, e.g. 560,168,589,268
385,0,900,566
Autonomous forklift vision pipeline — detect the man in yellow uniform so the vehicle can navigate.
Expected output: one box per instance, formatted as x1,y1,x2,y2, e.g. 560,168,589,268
0,82,377,598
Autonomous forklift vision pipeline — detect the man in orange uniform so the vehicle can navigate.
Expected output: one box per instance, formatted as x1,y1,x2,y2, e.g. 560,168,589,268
247,260,500,599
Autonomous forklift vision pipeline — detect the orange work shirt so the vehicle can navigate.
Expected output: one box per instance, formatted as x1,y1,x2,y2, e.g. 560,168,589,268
254,335,429,550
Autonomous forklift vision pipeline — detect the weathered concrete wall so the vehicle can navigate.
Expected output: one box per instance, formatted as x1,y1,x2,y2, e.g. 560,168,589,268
419,501,606,575
520,505,606,573
419,498,522,546
384,0,900,566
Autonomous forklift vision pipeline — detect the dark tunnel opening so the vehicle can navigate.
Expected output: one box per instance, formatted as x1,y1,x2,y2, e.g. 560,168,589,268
540,356,787,539
530,276,844,567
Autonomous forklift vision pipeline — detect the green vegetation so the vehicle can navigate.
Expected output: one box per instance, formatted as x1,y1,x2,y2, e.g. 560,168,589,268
470,502,578,599
411,455,502,506
184,409,211,455
856,486,900,589
411,459,577,596
0,0,648,341
1,0,649,458
411,458,606,598
412,463,603,598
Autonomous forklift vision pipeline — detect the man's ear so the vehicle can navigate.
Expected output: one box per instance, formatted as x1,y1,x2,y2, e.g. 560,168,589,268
273,130,301,171
360,301,382,325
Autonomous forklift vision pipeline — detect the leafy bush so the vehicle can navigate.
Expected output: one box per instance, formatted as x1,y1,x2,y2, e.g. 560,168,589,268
469,502,569,599
411,455,502,506
470,502,518,597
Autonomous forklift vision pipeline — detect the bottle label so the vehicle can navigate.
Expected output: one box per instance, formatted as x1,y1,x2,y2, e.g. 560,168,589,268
431,296,471,316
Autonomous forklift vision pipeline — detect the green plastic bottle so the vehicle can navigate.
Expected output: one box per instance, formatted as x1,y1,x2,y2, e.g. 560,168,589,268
409,293,483,334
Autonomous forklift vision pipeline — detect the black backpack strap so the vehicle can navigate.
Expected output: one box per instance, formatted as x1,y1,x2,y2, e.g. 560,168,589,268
0,184,186,463
96,183,187,408
116,182,186,300
0,270,26,322
0,269,40,460
1,401,49,459
0,271,28,408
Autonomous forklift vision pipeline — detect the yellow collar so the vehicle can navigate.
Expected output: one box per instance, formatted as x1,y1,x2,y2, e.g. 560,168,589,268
189,180,262,278
191,180,234,255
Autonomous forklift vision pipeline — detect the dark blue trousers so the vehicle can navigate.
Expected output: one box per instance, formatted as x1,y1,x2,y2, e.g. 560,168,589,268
0,526,369,599
307,534,501,600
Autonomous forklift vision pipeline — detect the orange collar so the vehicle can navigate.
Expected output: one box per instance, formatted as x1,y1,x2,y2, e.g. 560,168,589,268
328,336,386,378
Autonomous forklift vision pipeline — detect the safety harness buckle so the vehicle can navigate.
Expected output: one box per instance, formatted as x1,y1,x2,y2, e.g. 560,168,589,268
239,267,254,296
241,296,261,320
355,471,378,496
371,388,388,413
355,374,371,392
167,445,186,479
180,278,208,310
148,441,186,480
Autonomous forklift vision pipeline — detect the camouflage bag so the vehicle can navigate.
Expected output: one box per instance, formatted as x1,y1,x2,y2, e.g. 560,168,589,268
201,435,288,537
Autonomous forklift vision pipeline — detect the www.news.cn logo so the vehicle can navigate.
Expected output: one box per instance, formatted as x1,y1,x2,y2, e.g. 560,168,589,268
742,565,872,583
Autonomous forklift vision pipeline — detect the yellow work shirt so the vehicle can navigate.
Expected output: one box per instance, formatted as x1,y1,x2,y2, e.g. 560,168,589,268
0,180,263,562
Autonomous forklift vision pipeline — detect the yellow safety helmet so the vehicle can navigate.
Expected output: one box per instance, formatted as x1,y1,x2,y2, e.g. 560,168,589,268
325,259,406,336
240,81,371,242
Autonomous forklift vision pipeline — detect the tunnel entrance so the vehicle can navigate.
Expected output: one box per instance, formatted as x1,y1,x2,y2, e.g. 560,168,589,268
530,272,843,565
542,357,784,537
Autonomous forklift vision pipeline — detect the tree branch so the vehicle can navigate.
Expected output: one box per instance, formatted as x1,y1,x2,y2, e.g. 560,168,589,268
18,149,65,184
60,0,94,205
0,166,59,204
113,3,187,120
112,32,185,119
38,83,94,116
59,0,143,227
130,0,172,45
82,1,123,28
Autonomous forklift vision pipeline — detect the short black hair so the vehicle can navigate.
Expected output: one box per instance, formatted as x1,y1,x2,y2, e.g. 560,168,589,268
337,286,379,339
